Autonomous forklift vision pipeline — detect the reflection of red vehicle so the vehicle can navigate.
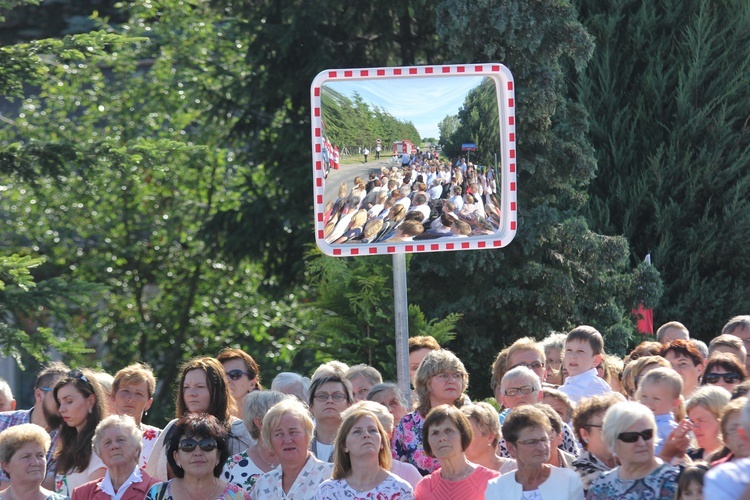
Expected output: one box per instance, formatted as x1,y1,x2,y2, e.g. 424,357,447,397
392,140,417,155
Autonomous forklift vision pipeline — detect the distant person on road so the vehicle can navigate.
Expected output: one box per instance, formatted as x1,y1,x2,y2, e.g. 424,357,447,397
363,147,369,163
375,144,381,159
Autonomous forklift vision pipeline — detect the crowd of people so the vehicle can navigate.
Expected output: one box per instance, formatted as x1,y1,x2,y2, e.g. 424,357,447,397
323,152,500,244
3,317,750,499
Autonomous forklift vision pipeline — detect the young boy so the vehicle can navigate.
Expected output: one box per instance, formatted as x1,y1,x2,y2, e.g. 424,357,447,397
559,326,612,403
635,367,683,454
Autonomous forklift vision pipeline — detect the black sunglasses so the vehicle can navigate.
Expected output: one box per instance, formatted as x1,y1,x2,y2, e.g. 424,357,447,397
67,369,90,385
226,369,253,381
617,428,654,443
704,372,741,384
178,438,217,453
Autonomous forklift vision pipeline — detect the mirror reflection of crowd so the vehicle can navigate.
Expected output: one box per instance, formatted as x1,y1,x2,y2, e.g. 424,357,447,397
5,316,750,498
323,153,501,245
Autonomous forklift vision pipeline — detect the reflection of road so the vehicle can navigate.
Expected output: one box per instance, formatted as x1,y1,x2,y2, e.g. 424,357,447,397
323,158,391,208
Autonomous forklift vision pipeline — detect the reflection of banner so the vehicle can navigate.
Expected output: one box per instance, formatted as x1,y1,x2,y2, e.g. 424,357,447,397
632,254,654,335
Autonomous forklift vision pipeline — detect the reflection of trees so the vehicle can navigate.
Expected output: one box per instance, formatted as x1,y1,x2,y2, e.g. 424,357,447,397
321,87,421,152
442,78,500,165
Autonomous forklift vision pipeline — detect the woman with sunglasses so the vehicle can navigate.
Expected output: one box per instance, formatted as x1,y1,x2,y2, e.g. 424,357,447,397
701,352,747,392
146,414,249,499
53,368,109,497
145,357,251,481
308,375,354,462
587,401,678,500
216,348,262,419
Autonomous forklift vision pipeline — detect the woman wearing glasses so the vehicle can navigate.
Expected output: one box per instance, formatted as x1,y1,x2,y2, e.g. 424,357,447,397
216,348,262,419
53,369,109,497
308,375,354,462
570,394,620,494
587,401,678,500
146,413,249,500
701,352,747,392
145,357,251,481
393,350,469,475
485,405,583,499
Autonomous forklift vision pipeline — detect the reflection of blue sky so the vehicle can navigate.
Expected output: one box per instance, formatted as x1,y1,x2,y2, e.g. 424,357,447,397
323,76,486,140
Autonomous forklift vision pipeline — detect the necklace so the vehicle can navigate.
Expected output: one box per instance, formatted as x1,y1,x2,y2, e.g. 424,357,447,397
253,445,278,469
441,462,472,482
182,477,219,500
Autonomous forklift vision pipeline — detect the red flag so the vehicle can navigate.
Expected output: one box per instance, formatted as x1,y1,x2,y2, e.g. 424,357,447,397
632,254,654,334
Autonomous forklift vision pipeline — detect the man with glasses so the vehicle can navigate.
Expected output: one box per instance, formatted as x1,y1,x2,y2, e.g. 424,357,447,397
0,361,69,490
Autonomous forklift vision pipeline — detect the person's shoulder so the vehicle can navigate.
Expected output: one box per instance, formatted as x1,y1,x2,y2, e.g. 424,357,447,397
473,465,501,480
707,457,750,480
383,472,413,491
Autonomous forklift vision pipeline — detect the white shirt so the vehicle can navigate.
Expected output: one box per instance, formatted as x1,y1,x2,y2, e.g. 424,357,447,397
485,466,583,500
704,457,750,499
100,466,143,500
559,368,612,403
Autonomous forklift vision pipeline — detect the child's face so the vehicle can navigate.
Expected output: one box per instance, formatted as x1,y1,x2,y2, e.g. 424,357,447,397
637,381,678,416
564,339,601,377
681,479,703,500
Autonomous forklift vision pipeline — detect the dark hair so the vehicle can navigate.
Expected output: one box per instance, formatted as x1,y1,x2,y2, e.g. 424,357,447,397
566,326,604,356
36,361,70,390
625,341,663,365
54,369,107,474
702,353,747,385
571,394,621,450
661,339,703,366
308,375,354,407
731,380,750,399
176,357,233,423
216,348,263,390
502,405,551,444
166,413,229,478
422,405,473,457
676,463,708,499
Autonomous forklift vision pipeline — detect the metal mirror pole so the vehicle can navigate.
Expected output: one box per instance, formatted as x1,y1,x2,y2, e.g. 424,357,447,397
393,253,411,403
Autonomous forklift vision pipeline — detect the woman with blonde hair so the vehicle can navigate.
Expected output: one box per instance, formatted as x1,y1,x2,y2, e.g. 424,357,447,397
460,403,516,474
393,350,469,475
686,385,731,462
316,408,412,499
0,424,66,500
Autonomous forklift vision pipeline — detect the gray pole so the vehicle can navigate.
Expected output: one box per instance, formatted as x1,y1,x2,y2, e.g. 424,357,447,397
393,253,411,403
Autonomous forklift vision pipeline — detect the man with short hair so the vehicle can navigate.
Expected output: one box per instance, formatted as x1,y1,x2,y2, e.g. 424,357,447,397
704,397,750,498
655,321,690,345
723,315,750,373
0,361,69,489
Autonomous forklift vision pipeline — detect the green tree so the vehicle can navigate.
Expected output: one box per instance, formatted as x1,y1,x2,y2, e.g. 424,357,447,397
576,0,750,338
305,249,460,378
405,0,662,398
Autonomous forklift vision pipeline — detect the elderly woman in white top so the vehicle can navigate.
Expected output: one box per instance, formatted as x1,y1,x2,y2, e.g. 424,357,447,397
222,391,290,494
71,415,159,500
485,406,583,499
586,401,679,500
250,399,332,500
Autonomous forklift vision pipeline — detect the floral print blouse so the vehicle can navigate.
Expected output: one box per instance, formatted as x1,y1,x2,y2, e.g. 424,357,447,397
392,411,439,476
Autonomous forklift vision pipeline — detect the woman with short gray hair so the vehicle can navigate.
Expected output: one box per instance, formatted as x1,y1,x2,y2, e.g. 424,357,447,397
587,402,678,499
222,391,289,493
72,415,159,500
